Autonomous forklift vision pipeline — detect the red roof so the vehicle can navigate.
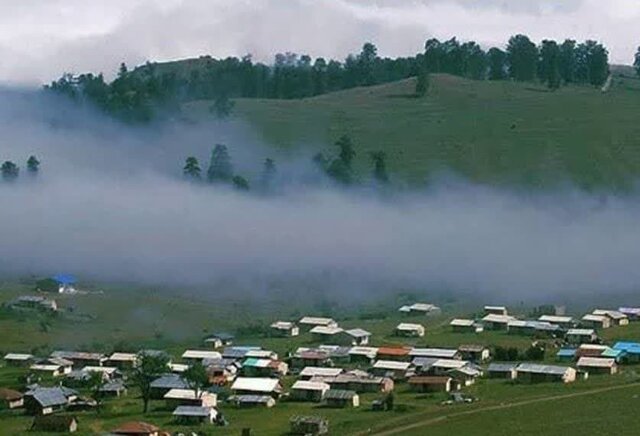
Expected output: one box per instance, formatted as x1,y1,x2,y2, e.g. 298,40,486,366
112,421,159,434
377,347,411,356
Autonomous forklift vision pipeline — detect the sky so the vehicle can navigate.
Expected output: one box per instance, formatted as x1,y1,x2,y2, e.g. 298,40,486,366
0,0,639,85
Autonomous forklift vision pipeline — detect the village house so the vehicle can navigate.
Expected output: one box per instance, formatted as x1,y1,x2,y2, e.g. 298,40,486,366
408,376,458,393
458,345,490,362
576,357,618,375
317,345,351,365
290,380,331,402
100,381,128,397
173,405,218,425
575,344,624,361
343,328,372,346
30,360,73,377
556,348,577,362
150,374,189,399
290,349,332,368
50,351,107,368
565,328,599,344
228,394,276,408
613,342,640,363
112,421,161,436
482,314,516,330
395,323,425,337
487,363,518,379
299,366,343,380
298,316,338,331
429,359,470,376
231,377,283,398
31,415,78,433
448,365,482,386
0,388,24,409
170,363,189,374
618,307,640,321
516,363,576,383
411,357,438,374
323,373,394,393
3,353,34,367
484,305,508,316
309,325,344,342
182,350,222,364
163,388,217,408
348,346,379,364
241,358,288,378
270,321,300,337
245,349,278,360
399,303,442,316
11,295,58,312
538,315,575,328
581,314,611,329
290,416,329,436
82,366,121,380
592,310,629,326
409,348,461,360
24,386,78,415
222,346,260,360
507,320,560,337
370,360,412,380
204,358,239,384
107,352,138,369
449,318,476,333
324,389,359,408
376,346,411,362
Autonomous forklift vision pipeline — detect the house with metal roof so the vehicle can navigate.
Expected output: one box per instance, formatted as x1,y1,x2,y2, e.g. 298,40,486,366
227,394,276,408
182,350,222,363
322,373,394,393
24,386,77,415
515,363,576,383
30,362,72,377
576,357,617,375
324,389,360,408
107,352,138,369
613,342,640,363
618,307,640,320
581,314,611,329
300,366,343,380
556,348,577,362
399,303,441,316
3,353,34,367
484,305,508,316
0,388,24,409
173,405,218,424
299,317,338,331
565,328,598,345
448,365,482,386
538,315,575,327
429,359,470,376
100,381,128,397
371,360,412,380
592,309,629,326
409,348,461,360
290,380,331,402
458,345,490,362
270,321,299,337
150,374,189,398
482,314,516,330
231,377,283,398
449,318,476,333
508,320,561,337
290,349,333,368
163,388,217,408
487,363,518,379
395,323,425,337
343,328,372,346
376,346,411,361
51,351,107,367
50,274,78,293
310,325,344,342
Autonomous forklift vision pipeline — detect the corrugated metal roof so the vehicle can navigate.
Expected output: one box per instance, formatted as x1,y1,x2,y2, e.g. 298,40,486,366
172,406,217,417
487,362,518,372
576,357,615,368
345,328,371,338
300,367,343,377
231,377,280,393
4,353,33,360
150,374,188,389
517,363,572,375
324,389,357,400
396,323,424,330
373,360,411,370
243,358,271,368
450,319,475,327
292,380,330,391
182,350,222,360
409,348,458,358
310,326,343,335
567,328,596,335
556,349,577,357
299,317,335,325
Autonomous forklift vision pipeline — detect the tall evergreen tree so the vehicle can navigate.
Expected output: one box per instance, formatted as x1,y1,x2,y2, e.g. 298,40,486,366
370,151,389,184
336,135,356,169
183,156,202,180
506,34,539,81
1,161,19,182
559,39,577,84
27,155,40,175
635,46,640,78
487,48,507,80
539,40,561,89
207,144,233,183
260,158,277,190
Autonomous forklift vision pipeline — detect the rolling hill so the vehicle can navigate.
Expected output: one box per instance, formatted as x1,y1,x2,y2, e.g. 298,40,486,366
184,71,640,190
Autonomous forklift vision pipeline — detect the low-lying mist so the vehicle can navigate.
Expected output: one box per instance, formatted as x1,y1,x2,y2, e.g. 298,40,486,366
1,88,640,304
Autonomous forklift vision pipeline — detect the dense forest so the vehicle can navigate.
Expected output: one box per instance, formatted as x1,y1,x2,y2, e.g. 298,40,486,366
46,35,620,123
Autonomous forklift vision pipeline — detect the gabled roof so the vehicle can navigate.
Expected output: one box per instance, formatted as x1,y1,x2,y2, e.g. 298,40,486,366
432,359,468,369
109,352,138,362
566,328,596,336
228,394,274,404
618,307,640,315
245,350,276,359
516,363,572,375
345,328,371,338
450,319,475,327
4,353,33,360
373,360,411,370
310,326,343,335
482,314,515,323
25,386,76,408
182,350,222,360
51,350,106,361
576,357,616,368
291,380,330,391
271,321,296,329
539,315,574,323
324,389,357,400
150,374,188,390
173,405,217,417
299,316,335,326
409,348,459,359
0,388,23,401
164,388,215,400
348,346,378,357
592,309,627,320
396,323,424,330
300,367,343,377
231,377,281,393
582,314,608,323
487,362,518,372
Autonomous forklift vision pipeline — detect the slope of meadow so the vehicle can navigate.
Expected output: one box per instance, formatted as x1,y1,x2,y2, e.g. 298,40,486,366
185,72,640,190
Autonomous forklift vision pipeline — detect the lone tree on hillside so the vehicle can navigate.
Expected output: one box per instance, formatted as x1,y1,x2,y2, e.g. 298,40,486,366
1,161,19,182
326,135,357,185
27,155,40,176
415,69,429,97
183,156,202,181
183,362,209,398
370,151,389,184
130,352,170,414
207,144,233,183
635,46,640,77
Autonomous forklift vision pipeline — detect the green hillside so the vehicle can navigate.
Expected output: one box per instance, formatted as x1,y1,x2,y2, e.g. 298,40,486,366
185,72,640,190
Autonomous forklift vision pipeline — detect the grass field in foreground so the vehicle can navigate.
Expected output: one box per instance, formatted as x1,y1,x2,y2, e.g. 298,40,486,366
184,72,640,190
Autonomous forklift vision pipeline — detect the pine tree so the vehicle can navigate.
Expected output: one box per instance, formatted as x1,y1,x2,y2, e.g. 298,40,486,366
183,156,201,181
1,161,19,182
370,151,389,184
207,144,233,183
27,155,40,175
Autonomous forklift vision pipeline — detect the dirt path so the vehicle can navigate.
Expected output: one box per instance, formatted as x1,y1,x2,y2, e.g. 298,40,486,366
362,382,640,435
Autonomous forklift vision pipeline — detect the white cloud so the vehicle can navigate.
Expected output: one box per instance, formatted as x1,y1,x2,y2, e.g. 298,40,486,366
0,0,637,85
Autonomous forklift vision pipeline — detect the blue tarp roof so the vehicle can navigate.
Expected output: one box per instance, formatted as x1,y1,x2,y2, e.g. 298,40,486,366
52,274,77,285
556,349,577,357
613,342,640,353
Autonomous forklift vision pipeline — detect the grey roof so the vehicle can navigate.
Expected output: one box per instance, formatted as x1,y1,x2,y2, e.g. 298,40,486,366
517,363,571,375
100,381,126,392
487,363,518,372
411,357,438,369
150,374,188,389
324,389,357,400
173,406,215,417
228,394,273,403
345,328,371,338
25,387,76,408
